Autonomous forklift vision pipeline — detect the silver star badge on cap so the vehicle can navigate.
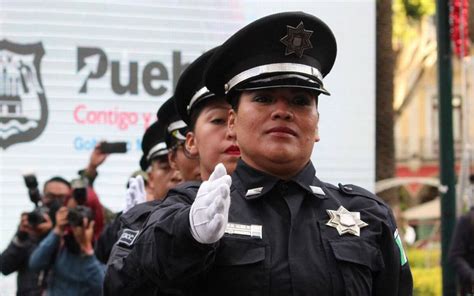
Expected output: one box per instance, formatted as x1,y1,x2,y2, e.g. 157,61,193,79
280,21,313,58
326,206,368,236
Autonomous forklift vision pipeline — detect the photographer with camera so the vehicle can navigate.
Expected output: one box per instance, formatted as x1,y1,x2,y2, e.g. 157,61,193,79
29,186,105,296
0,176,71,296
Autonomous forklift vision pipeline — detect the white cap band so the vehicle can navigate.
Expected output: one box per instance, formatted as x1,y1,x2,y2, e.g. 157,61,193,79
225,62,324,94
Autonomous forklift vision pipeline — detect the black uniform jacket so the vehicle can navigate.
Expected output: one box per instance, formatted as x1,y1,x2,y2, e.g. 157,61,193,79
95,211,123,264
103,199,165,295
1,234,46,296
116,160,413,296
449,208,474,294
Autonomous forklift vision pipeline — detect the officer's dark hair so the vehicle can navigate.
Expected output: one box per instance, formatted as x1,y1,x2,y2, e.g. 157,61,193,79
44,176,71,191
188,101,207,132
228,90,320,112
150,154,169,166
165,132,179,152
228,91,241,112
188,96,228,132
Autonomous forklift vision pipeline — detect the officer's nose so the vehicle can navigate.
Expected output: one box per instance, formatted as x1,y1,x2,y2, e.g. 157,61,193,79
271,99,293,121
170,169,183,185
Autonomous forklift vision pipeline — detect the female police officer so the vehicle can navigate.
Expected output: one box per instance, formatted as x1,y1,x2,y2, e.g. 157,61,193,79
103,47,241,295
122,12,413,295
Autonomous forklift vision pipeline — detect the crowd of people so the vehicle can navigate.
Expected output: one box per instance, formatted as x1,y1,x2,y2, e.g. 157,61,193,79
0,11,432,296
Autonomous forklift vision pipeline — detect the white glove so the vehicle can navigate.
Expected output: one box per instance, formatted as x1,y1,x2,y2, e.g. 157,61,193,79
124,175,146,213
189,163,232,244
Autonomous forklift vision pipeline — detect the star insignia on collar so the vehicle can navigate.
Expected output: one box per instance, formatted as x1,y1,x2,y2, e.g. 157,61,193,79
326,206,368,237
280,21,313,58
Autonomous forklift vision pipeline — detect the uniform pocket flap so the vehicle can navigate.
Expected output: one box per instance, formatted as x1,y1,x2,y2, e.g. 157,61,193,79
216,238,266,266
329,239,384,271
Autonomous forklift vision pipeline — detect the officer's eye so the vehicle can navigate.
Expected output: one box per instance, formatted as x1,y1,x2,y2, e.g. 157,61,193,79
252,94,273,104
154,159,171,170
292,94,312,106
210,117,226,125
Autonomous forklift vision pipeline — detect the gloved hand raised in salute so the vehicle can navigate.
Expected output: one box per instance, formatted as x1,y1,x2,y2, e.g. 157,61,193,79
124,175,146,213
189,163,231,244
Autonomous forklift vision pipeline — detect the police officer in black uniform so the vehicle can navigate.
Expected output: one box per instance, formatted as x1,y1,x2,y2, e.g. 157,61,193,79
158,97,201,182
103,47,243,295
103,117,182,295
123,11,414,296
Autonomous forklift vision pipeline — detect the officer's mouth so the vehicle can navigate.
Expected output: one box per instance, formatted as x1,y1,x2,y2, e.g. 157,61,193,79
266,126,297,137
225,145,241,156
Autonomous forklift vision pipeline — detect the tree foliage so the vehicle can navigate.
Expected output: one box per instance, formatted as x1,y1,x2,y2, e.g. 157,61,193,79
393,0,435,49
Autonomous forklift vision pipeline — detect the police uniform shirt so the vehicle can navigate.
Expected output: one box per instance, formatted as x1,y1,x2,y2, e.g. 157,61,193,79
135,159,413,296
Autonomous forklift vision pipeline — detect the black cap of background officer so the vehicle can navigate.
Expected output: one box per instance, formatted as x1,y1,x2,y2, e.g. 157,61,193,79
174,47,219,129
204,11,337,97
157,97,188,151
139,120,168,171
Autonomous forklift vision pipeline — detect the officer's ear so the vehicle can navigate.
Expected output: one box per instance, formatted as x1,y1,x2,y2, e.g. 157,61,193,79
314,111,320,143
228,109,237,139
185,132,199,157
168,150,178,170
147,170,155,192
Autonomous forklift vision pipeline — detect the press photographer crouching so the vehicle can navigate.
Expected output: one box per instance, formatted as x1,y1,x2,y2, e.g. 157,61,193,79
29,178,105,296
0,176,70,296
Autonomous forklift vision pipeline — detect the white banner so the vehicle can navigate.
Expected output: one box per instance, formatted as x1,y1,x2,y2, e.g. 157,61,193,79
0,1,375,293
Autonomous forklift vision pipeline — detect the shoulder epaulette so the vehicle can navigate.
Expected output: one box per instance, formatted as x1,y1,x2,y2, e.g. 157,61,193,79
337,183,390,209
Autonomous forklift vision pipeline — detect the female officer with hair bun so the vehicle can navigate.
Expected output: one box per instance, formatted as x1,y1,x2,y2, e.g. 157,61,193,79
126,11,413,296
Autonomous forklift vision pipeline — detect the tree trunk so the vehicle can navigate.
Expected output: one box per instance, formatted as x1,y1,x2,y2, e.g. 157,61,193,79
376,0,398,206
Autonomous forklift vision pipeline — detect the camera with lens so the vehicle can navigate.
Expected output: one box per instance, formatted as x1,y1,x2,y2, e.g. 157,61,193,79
23,173,42,206
67,206,94,227
22,174,49,227
71,178,88,205
27,206,50,227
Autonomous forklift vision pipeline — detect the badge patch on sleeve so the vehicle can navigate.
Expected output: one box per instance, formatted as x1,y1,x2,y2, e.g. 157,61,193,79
394,229,408,266
118,229,140,247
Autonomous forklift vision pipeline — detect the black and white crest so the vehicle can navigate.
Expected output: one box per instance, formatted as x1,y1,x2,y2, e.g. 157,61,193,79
280,22,314,58
0,40,48,149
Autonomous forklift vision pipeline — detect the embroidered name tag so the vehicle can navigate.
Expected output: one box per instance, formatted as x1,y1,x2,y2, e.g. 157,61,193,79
118,229,140,247
225,223,262,239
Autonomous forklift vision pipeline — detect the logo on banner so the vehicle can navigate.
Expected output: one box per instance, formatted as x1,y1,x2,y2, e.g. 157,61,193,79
0,40,48,149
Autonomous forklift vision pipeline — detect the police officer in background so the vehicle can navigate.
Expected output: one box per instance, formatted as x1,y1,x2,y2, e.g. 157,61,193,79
140,119,183,202
158,97,201,182
95,119,182,265
449,205,474,296
138,11,413,295
103,47,242,296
